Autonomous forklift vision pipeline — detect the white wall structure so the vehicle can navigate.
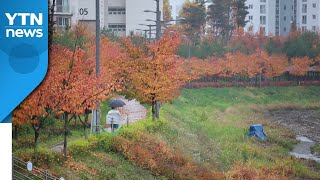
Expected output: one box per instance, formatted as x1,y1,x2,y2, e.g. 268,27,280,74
170,0,186,20
245,0,320,36
51,0,163,37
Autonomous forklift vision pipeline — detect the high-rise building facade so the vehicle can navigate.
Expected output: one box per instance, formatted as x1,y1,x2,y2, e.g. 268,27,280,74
51,0,163,37
296,0,320,32
245,0,320,36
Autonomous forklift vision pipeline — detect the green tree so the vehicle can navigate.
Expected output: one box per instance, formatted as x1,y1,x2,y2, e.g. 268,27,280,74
180,0,207,37
232,0,249,29
207,0,232,38
284,32,320,59
207,0,249,39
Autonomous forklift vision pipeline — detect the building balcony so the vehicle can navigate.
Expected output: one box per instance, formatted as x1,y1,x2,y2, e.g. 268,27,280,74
55,5,71,15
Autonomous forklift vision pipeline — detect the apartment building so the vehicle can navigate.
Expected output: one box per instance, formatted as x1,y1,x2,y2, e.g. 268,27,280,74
52,0,163,37
245,0,320,36
296,0,320,32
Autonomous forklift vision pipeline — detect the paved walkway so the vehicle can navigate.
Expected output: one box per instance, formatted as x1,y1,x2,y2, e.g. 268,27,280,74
117,96,147,124
51,97,147,153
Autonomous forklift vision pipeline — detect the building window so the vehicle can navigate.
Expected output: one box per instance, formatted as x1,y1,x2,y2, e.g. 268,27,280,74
249,4,253,9
313,15,316,19
249,16,253,20
56,17,70,27
284,16,286,21
260,0,266,2
302,4,307,13
56,0,69,13
108,8,126,15
302,15,307,24
302,0,307,2
248,26,253,32
260,5,266,14
302,26,307,32
312,3,316,8
260,27,266,35
284,27,287,32
284,5,286,10
312,26,316,31
108,24,126,32
260,16,266,25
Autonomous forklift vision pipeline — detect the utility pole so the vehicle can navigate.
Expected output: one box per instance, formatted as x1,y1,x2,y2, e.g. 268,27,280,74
156,0,161,40
155,0,161,118
92,0,101,133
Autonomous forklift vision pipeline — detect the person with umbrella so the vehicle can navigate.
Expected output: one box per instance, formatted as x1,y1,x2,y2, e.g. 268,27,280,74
106,99,126,132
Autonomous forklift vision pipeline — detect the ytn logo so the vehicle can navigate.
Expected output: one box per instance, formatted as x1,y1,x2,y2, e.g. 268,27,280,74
5,13,43,38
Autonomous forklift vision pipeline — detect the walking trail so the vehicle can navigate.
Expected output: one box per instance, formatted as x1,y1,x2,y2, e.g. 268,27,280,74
118,96,147,123
51,97,147,153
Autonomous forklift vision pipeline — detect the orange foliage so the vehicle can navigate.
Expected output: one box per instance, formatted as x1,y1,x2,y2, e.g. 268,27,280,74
263,54,288,78
128,32,188,104
289,57,312,76
227,164,291,180
185,50,290,80
13,33,126,125
229,30,268,53
114,134,223,179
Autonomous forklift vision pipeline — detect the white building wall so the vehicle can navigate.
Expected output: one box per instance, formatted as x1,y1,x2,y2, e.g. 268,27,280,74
245,0,320,36
279,0,294,36
52,0,163,36
245,0,263,34
267,0,275,35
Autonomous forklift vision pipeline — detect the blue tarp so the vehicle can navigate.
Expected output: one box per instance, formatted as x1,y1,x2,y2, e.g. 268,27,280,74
248,124,266,141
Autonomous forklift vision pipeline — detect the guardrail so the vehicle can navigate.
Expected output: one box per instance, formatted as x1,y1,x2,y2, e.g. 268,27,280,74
13,156,62,180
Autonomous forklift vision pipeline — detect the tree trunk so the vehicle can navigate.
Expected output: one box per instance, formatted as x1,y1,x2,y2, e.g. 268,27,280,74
63,112,69,159
48,0,56,51
151,101,156,121
84,113,89,139
155,101,160,119
13,125,18,140
34,130,40,165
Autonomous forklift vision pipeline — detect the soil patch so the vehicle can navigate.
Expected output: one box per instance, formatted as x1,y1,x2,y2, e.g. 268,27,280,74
265,109,320,143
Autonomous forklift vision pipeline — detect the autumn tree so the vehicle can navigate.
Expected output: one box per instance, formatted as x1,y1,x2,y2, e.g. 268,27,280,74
163,0,172,21
263,54,288,78
14,24,125,160
126,32,188,120
13,45,62,164
289,57,312,85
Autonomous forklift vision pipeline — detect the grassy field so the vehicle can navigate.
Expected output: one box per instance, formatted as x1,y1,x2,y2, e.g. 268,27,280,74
13,86,320,179
158,87,320,178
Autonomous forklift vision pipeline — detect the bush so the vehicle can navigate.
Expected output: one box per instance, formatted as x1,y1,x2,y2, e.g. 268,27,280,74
15,147,63,167
13,136,34,149
96,133,116,152
69,137,97,156
114,133,223,179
